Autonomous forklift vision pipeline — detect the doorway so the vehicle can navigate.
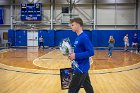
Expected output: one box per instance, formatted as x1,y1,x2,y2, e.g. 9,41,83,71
27,30,38,46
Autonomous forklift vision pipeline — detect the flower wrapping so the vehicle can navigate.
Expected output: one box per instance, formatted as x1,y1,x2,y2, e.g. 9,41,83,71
59,38,83,73
59,38,72,56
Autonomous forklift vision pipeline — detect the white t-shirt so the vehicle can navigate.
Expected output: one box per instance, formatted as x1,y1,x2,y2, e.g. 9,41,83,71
39,37,43,42
124,36,129,42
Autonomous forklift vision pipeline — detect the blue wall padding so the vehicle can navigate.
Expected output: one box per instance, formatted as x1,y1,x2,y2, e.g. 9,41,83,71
0,8,4,24
38,30,55,46
83,30,92,41
92,30,98,47
92,30,139,47
15,30,27,46
69,31,77,46
8,29,15,46
138,30,140,39
92,30,118,47
54,30,91,46
47,30,55,46
8,29,140,47
55,30,72,46
115,30,138,47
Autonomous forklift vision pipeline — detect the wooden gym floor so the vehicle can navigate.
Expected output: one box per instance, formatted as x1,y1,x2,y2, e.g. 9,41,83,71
0,47,140,93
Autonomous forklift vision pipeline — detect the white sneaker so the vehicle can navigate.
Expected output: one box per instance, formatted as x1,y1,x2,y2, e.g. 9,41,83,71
136,51,138,54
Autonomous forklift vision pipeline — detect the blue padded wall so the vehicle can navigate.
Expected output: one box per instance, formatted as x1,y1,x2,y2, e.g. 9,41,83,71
15,30,27,46
84,30,92,42
0,8,4,24
92,30,138,47
93,30,118,47
138,30,140,39
55,30,73,46
92,30,98,47
8,29,15,46
54,30,92,46
115,30,138,47
8,29,140,47
38,30,55,46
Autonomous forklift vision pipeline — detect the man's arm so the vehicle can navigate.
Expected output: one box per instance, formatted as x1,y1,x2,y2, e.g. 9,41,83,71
75,37,94,59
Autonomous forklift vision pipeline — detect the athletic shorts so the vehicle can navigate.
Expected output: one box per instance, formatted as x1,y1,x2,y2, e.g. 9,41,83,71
124,42,129,47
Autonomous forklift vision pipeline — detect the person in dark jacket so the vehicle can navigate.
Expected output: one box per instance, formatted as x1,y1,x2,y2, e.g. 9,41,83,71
132,33,138,52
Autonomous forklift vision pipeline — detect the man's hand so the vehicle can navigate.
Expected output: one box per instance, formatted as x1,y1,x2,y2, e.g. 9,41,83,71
68,53,75,61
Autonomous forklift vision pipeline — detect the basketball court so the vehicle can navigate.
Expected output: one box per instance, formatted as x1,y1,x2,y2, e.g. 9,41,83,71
0,0,140,93
0,47,140,93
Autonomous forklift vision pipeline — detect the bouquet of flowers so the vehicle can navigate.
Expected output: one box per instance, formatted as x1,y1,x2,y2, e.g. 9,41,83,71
59,38,72,56
59,38,83,73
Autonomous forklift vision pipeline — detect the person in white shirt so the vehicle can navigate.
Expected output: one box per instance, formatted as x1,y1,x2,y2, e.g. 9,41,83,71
123,34,129,51
39,36,44,49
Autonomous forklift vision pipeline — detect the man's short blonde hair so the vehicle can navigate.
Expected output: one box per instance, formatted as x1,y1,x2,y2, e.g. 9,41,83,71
70,18,83,26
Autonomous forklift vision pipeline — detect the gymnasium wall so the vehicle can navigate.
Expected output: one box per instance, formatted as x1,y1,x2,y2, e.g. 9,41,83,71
51,29,134,47
0,0,138,30
8,29,140,47
54,30,92,46
8,29,27,46
0,30,8,46
138,0,140,29
0,8,4,24
92,30,139,47
38,30,54,46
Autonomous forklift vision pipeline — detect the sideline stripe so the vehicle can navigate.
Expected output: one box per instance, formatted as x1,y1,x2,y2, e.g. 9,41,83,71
0,67,59,75
0,49,140,75
0,63,140,75
33,49,58,69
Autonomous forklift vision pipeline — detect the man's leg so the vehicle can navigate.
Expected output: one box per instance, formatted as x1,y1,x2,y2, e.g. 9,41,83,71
126,43,129,51
108,47,111,56
41,42,44,48
124,43,127,51
39,42,41,48
82,73,94,93
68,72,85,93
42,42,44,48
110,47,112,56
138,45,140,53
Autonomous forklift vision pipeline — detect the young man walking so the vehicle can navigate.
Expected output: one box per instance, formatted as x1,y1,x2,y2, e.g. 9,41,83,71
68,18,94,93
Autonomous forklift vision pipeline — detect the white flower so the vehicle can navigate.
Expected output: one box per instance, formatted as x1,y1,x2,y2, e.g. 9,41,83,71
59,38,72,56
59,38,83,73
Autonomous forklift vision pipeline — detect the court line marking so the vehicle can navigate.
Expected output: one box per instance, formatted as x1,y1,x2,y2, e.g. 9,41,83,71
0,49,140,75
33,49,61,69
0,59,140,75
0,62,140,75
